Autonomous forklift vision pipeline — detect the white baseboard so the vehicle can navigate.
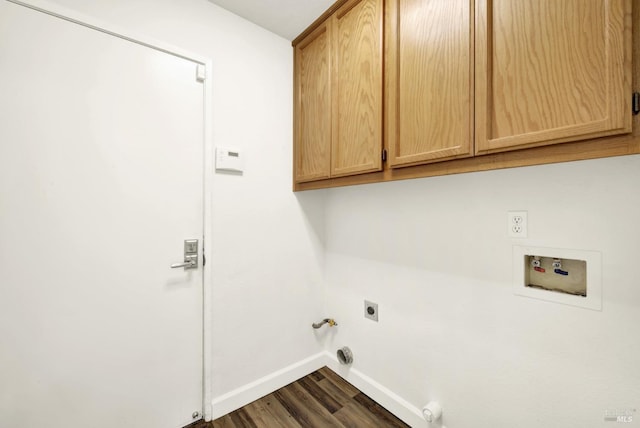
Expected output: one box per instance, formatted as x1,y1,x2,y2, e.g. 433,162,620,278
210,352,326,418
211,351,429,427
323,351,428,428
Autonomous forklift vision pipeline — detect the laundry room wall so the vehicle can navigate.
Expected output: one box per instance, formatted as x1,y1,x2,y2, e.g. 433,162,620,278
323,155,640,428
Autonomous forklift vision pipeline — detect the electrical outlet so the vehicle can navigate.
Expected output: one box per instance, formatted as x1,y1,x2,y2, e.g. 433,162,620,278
364,300,378,322
508,211,528,238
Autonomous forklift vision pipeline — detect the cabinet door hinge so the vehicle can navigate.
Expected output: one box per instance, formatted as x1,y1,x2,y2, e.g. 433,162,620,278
633,92,640,115
382,149,387,162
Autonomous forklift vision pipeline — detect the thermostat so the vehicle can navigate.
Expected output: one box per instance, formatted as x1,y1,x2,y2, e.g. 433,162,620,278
215,147,244,173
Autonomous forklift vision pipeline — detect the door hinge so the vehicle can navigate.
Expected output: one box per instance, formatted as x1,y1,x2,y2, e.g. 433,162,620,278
633,92,640,115
202,253,206,266
196,64,206,83
382,149,387,162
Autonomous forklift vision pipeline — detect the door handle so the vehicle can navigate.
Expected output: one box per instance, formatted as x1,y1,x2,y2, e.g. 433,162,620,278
171,248,198,270
171,259,196,269
171,239,198,269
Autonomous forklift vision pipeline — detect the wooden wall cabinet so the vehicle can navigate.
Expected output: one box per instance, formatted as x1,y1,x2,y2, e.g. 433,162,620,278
476,0,632,154
293,0,383,184
294,0,636,190
386,0,474,168
294,22,332,182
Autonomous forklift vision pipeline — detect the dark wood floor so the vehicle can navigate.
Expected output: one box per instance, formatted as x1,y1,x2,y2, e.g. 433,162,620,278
191,366,409,428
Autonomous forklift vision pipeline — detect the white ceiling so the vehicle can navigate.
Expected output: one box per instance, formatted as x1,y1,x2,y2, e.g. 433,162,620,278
208,0,335,41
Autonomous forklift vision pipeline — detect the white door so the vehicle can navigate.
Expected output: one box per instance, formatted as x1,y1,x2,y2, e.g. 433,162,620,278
0,3,204,427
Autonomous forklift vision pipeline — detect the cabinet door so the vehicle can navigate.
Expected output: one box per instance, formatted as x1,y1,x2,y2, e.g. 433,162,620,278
476,0,632,154
331,0,383,177
294,23,332,183
386,0,473,168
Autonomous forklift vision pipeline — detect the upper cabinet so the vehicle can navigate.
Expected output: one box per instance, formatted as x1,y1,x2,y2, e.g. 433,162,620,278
294,0,383,184
294,22,332,182
386,0,474,168
293,0,636,190
475,0,632,154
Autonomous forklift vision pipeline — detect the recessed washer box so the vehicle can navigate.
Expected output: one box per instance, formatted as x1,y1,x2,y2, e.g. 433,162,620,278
513,245,602,311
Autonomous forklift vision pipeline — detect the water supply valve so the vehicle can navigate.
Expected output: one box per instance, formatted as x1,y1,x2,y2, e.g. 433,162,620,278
531,256,545,273
552,258,569,275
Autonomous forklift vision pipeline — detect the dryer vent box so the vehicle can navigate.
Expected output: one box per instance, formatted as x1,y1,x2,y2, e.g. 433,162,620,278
513,246,602,310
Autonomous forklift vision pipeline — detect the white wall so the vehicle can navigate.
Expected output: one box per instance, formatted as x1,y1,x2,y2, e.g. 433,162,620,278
323,155,640,428
40,0,327,409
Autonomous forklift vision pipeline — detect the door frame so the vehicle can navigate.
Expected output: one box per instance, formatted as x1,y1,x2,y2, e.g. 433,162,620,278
4,0,215,422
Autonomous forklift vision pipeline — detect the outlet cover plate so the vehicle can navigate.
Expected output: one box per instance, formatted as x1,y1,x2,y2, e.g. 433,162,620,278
508,211,528,238
364,300,378,322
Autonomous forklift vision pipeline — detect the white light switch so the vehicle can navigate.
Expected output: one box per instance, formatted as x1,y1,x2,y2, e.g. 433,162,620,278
215,146,244,173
